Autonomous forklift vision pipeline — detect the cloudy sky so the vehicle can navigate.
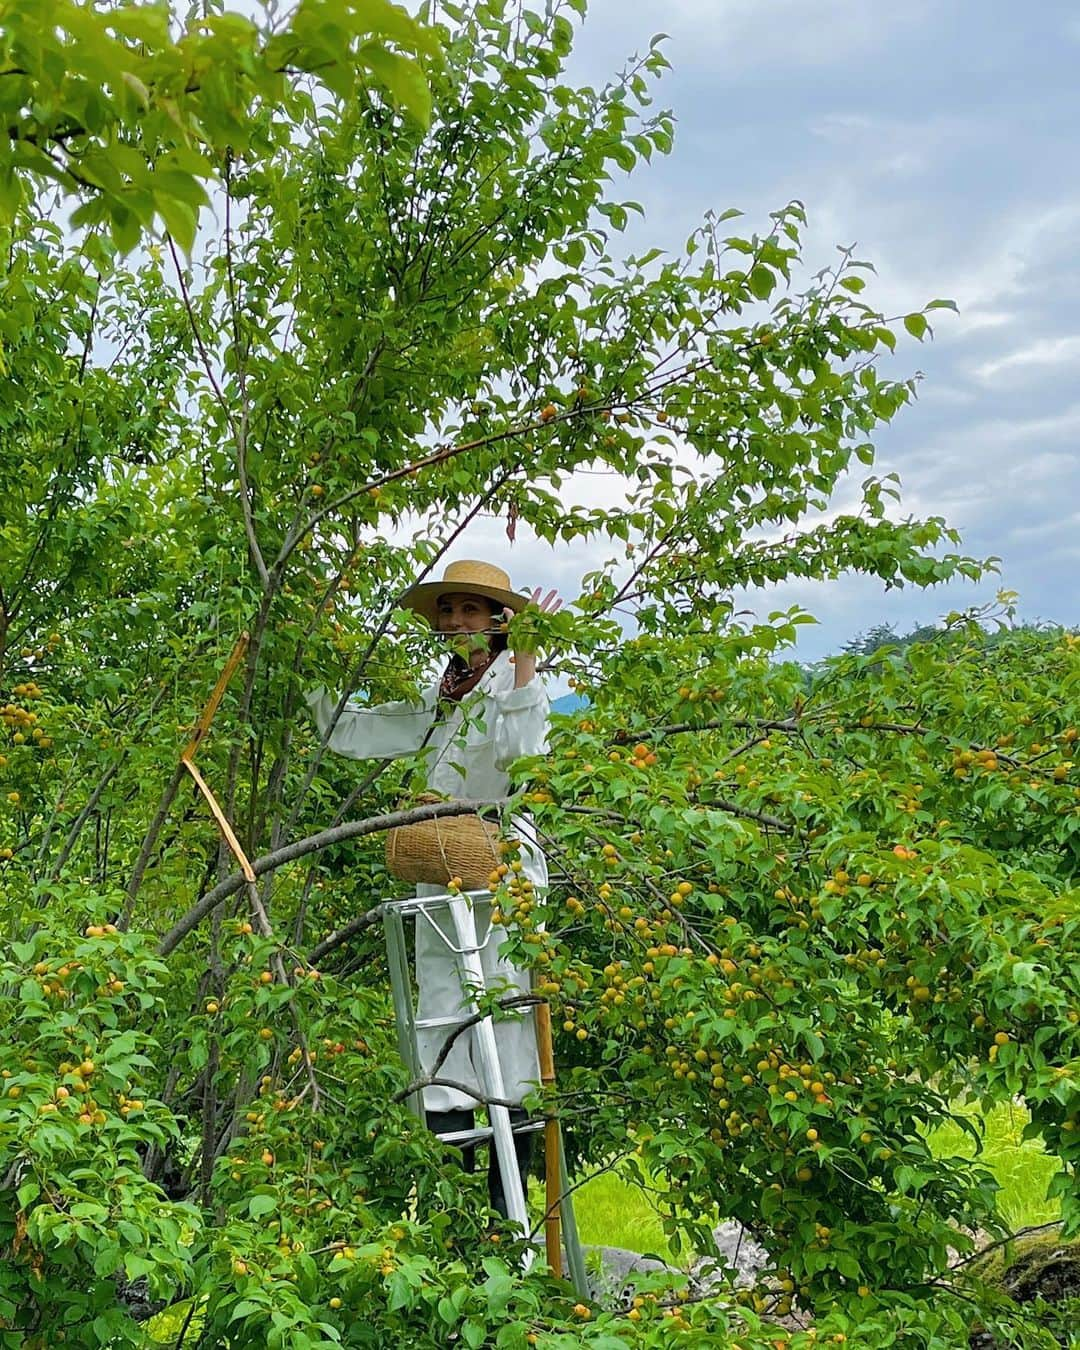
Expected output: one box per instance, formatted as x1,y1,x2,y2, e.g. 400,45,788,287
448,0,1079,659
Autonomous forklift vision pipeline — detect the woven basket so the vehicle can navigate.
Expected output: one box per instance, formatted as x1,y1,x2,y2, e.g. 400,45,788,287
386,800,510,891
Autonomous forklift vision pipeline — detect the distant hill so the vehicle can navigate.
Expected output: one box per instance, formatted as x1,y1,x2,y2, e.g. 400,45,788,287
551,692,587,715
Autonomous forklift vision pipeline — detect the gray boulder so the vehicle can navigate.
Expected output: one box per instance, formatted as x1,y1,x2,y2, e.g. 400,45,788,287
691,1220,771,1293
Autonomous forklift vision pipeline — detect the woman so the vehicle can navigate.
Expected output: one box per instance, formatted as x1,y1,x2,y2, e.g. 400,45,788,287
305,559,559,1215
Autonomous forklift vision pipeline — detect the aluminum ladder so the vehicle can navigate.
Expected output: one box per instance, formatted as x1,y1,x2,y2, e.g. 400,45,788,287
381,889,588,1293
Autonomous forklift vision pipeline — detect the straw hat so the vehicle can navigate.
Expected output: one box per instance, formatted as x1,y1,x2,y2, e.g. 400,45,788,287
400,560,528,628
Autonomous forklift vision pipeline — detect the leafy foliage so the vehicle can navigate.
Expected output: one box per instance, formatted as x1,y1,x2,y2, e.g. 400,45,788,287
1,2,1076,1347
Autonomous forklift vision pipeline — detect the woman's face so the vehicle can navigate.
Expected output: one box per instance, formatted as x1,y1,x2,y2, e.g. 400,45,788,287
435,593,498,650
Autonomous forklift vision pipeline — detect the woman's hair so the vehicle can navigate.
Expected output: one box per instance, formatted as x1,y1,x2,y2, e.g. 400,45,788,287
487,599,508,654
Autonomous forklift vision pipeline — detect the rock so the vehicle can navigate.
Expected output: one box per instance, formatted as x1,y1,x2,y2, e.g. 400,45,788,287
965,1227,1080,1348
579,1244,676,1302
691,1220,771,1294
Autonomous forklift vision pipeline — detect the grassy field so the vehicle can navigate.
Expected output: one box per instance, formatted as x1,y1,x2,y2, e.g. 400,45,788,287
924,1100,1062,1230
568,1101,1063,1261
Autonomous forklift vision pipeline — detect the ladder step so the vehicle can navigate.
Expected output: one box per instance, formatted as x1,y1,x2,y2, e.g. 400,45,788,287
436,1120,545,1145
416,1007,535,1031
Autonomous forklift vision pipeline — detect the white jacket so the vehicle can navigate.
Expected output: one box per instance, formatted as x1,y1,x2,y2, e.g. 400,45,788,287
306,650,549,1112
304,650,549,799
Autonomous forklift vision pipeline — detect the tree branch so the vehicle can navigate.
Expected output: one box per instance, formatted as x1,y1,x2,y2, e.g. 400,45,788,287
157,798,509,956
391,994,543,1103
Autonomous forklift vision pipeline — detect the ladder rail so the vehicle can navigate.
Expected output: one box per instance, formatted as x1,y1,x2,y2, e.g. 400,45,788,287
445,895,533,1251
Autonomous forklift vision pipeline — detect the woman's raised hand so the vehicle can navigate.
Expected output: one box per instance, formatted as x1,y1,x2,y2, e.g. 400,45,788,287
527,587,563,615
504,588,562,687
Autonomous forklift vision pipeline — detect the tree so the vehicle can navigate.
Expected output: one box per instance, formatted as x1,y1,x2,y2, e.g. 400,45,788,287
2,2,1076,1346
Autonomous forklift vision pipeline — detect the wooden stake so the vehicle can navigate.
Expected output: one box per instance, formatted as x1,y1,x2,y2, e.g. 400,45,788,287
181,755,256,883
533,999,561,1276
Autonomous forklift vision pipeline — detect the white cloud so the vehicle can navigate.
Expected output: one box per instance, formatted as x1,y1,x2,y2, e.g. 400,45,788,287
1006,509,1080,543
663,0,931,68
972,335,1080,383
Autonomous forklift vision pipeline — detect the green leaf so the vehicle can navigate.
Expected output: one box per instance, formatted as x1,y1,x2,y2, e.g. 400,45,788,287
748,265,776,300
462,1320,487,1349
16,1179,39,1208
358,44,432,126
903,312,928,340
0,166,23,225
155,194,198,255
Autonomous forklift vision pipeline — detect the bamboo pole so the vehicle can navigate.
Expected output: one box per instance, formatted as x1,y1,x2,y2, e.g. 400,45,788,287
533,999,561,1275
179,632,257,882
181,632,249,761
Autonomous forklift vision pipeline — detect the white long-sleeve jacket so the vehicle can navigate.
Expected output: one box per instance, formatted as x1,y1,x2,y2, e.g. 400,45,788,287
304,650,549,801
308,651,549,1114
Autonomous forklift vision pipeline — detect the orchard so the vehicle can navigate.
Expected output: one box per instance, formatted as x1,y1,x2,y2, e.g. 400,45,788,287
1,2,1077,1347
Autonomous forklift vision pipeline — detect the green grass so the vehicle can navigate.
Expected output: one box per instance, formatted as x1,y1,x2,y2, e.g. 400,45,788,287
559,1171,676,1262
925,1100,1062,1230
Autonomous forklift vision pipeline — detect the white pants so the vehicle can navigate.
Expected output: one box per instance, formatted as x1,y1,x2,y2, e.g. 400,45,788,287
415,820,546,1114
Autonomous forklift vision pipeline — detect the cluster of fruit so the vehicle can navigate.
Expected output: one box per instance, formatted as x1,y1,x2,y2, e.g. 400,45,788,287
9,1052,144,1125
2,689,52,750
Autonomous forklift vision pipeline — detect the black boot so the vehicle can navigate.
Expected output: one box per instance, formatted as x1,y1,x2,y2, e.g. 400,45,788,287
487,1108,534,1220
426,1108,477,1174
